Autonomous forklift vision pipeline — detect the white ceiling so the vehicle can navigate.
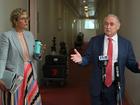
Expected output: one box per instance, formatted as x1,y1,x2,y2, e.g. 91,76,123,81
66,0,96,18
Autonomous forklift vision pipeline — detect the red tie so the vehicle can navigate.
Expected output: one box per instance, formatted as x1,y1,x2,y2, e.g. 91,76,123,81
105,38,113,87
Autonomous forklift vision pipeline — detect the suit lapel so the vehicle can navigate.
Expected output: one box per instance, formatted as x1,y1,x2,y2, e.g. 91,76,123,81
99,35,105,55
118,36,121,64
11,30,23,59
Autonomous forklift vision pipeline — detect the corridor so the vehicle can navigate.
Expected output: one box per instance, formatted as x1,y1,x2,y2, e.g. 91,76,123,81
40,48,130,105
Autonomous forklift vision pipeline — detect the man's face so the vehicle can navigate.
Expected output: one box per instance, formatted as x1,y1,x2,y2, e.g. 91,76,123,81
104,16,120,37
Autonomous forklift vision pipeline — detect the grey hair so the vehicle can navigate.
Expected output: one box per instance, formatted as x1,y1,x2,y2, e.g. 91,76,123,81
104,14,121,27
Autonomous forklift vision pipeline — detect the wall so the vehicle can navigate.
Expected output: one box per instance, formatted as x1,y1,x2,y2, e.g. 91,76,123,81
77,19,96,42
0,0,27,32
37,0,78,55
118,0,140,105
30,0,38,38
37,0,79,84
95,0,118,34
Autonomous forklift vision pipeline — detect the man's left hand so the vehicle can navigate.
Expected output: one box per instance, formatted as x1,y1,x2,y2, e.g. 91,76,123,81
138,61,140,69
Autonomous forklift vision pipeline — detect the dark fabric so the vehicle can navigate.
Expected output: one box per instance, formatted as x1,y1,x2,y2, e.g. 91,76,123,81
81,34,140,104
91,83,117,105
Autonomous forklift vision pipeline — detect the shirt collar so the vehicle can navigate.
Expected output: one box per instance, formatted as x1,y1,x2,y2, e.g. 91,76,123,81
105,34,118,42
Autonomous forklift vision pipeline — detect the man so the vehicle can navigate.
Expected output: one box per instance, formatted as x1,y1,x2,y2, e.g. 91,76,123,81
71,14,140,105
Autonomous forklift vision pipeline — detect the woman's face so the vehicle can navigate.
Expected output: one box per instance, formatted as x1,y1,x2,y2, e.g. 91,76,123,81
16,12,29,30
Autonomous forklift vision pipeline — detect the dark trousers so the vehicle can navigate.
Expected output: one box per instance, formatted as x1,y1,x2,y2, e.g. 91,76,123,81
91,83,117,105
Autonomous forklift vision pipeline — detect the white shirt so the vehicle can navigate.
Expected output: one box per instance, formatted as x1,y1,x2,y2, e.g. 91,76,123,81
103,34,118,80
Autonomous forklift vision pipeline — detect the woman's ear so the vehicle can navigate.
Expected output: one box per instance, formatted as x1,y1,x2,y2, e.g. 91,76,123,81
14,20,17,27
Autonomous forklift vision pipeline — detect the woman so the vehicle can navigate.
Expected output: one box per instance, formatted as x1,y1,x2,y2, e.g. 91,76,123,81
0,8,42,105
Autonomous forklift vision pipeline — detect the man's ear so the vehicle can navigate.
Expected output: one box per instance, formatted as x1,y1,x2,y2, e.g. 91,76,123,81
117,25,120,30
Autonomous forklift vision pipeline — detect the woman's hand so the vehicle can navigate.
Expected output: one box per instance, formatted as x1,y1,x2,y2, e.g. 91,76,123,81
138,61,140,69
0,80,7,91
40,44,47,60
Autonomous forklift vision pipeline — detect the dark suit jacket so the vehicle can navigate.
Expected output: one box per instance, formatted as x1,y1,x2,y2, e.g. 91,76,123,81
81,34,140,96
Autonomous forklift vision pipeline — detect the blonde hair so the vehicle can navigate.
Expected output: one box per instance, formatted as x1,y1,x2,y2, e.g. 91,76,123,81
10,8,27,28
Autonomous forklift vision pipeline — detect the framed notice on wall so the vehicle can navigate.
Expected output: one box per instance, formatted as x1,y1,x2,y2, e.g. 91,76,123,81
57,18,63,31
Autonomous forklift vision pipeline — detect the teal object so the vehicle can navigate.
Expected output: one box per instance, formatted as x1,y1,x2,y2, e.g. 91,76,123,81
34,40,42,54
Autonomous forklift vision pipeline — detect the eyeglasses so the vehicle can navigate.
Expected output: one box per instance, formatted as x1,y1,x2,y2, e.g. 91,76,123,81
104,22,115,27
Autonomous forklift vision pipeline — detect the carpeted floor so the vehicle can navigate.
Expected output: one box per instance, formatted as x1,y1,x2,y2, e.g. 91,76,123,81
40,56,91,105
40,82,91,105
40,48,130,105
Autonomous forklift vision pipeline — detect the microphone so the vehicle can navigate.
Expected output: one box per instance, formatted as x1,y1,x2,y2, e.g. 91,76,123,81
99,55,108,66
99,55,108,82
99,55,108,61
114,62,120,81
114,62,123,105
114,62,121,89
